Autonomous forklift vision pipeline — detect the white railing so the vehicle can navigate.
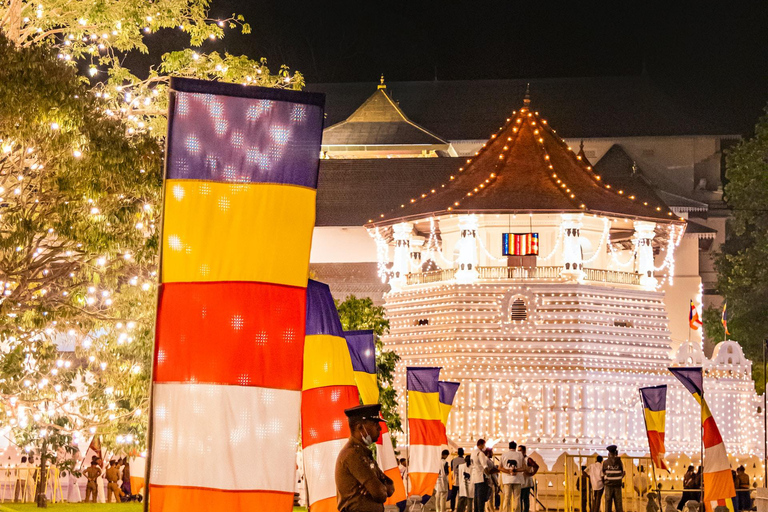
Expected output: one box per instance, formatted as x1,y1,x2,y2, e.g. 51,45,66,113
405,266,641,286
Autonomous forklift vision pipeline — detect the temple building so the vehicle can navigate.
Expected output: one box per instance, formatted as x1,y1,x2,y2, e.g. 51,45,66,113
364,91,763,471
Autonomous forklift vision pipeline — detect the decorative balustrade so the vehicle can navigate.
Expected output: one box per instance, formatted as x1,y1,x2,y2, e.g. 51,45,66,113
405,266,641,286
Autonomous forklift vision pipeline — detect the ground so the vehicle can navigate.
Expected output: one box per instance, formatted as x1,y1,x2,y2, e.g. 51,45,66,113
0,505,308,512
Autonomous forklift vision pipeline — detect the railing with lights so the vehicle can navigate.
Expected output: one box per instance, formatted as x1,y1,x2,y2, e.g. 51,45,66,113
405,266,641,286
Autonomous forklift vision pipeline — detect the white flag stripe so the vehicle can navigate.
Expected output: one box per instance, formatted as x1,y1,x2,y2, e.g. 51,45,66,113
704,443,731,474
409,444,442,473
303,438,347,504
150,383,300,491
377,432,398,471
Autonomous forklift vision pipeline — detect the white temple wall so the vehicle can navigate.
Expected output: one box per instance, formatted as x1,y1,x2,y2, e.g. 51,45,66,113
309,226,378,263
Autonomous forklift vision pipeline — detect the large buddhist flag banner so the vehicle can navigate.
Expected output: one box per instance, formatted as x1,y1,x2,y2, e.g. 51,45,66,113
149,77,324,512
303,280,360,512
344,330,379,405
408,367,443,499
669,367,736,512
639,385,669,471
438,381,460,444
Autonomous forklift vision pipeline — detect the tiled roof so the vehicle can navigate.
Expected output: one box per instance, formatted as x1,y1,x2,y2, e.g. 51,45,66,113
372,101,680,225
316,158,458,226
322,87,449,147
306,76,734,140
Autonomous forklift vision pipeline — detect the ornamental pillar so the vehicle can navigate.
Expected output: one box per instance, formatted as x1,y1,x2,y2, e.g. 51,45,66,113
455,214,479,284
390,222,412,292
633,220,657,290
561,214,584,281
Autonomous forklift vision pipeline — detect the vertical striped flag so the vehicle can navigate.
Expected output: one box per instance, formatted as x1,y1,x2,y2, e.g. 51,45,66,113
438,381,460,444
344,330,407,506
690,300,703,330
721,302,730,337
407,367,443,499
149,78,324,512
639,385,669,471
344,330,379,405
302,280,360,512
669,367,736,512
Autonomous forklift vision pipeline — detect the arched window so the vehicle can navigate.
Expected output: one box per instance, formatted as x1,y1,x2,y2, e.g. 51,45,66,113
510,298,527,321
727,346,733,354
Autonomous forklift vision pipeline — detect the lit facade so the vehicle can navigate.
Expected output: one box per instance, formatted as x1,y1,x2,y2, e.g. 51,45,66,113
370,97,763,469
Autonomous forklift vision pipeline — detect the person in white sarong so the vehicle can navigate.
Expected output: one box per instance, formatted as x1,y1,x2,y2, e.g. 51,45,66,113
64,470,82,503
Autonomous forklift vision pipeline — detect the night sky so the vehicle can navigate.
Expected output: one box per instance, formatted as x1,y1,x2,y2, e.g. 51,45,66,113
127,1,768,135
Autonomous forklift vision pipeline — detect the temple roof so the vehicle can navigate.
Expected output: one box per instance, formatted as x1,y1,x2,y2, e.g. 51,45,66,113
372,96,682,225
321,79,450,149
594,145,708,213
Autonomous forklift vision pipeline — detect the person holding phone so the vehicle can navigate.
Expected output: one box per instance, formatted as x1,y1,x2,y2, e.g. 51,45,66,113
500,441,524,512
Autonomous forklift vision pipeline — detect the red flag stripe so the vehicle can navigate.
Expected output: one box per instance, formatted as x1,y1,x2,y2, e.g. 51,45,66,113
154,282,306,389
409,418,446,446
301,385,358,447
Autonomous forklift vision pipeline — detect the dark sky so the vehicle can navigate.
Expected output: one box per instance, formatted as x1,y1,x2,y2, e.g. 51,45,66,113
127,1,768,134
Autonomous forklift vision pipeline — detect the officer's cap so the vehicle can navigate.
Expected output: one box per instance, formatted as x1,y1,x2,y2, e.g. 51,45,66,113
606,445,618,453
344,404,386,423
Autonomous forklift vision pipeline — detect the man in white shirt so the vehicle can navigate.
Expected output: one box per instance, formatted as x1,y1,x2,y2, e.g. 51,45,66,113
470,439,490,512
584,455,604,512
500,441,524,512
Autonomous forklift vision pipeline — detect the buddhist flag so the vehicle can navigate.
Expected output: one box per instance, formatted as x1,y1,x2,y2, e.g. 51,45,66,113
669,367,736,512
690,300,703,330
721,302,730,337
344,330,379,405
149,78,324,512
438,381,460,444
303,281,360,512
639,385,668,471
407,367,443,499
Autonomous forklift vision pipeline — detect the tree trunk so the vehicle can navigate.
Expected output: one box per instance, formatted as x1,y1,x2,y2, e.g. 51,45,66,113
36,441,47,508
5,0,22,44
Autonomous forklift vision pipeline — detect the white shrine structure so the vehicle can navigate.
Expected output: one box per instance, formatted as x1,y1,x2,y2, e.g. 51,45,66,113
368,92,764,475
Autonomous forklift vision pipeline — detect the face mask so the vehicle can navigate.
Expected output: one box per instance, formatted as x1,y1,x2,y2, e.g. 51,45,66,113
362,425,374,445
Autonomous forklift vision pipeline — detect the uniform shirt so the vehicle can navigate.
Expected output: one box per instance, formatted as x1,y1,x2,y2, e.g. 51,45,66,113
17,462,29,480
470,448,489,485
84,466,101,482
633,473,649,495
105,466,120,483
451,456,464,485
336,436,390,512
500,450,524,485
602,456,624,487
436,459,450,493
586,462,604,491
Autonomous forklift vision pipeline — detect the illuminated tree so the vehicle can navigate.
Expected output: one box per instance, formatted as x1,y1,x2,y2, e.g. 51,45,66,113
336,296,402,437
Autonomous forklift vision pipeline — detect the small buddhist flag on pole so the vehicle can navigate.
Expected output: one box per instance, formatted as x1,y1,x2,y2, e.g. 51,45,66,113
721,302,730,337
407,367,443,500
669,367,736,512
438,381,460,445
689,300,703,330
639,385,668,471
344,330,379,405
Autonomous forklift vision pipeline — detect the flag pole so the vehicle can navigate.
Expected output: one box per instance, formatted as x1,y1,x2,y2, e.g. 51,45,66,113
639,390,664,512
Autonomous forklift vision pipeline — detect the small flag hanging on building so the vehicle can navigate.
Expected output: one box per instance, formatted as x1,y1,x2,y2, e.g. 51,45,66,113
438,381,461,444
344,329,407,506
721,302,730,337
344,330,379,405
639,385,668,471
302,280,360,512
407,367,443,500
689,300,703,330
669,367,736,512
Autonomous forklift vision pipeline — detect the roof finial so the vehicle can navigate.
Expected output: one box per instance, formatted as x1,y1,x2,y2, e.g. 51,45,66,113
579,140,585,152
378,74,386,90
523,83,531,109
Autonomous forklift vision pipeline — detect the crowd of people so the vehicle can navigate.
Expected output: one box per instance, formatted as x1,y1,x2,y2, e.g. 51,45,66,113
6,454,140,504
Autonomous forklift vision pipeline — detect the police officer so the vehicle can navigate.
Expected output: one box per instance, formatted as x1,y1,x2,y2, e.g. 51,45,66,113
336,404,395,512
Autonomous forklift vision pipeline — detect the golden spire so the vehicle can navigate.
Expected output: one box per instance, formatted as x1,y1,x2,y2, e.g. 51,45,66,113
378,74,386,90
523,83,531,109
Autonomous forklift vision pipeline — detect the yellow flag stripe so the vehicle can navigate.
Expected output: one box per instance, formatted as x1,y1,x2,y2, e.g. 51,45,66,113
302,334,356,391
